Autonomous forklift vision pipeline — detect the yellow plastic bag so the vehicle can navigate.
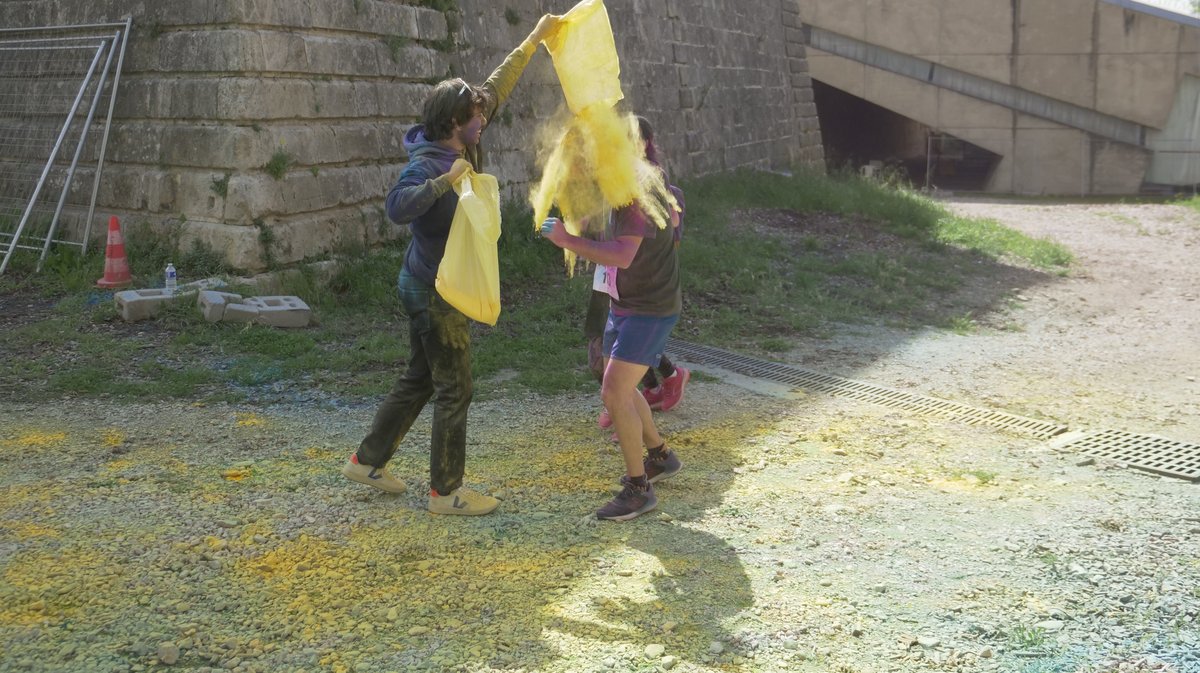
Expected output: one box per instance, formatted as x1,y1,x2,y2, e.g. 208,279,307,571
435,172,501,325
543,0,623,114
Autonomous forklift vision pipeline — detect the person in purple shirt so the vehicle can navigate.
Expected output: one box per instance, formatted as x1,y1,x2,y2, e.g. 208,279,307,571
587,125,689,428
541,116,685,521
342,14,561,516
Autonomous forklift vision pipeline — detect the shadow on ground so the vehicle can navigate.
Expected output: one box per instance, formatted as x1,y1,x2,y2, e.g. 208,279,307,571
0,394,774,672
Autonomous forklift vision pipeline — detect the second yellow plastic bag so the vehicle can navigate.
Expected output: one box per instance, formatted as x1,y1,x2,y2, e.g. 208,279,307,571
435,172,502,325
543,0,623,114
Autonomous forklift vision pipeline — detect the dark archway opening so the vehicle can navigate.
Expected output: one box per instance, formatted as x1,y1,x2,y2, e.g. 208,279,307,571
812,80,1001,191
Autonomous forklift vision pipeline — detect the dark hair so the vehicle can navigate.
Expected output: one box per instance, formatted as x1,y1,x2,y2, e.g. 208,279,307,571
635,115,658,166
422,78,491,141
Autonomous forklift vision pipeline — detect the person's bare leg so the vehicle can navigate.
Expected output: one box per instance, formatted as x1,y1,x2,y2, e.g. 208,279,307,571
601,357,663,477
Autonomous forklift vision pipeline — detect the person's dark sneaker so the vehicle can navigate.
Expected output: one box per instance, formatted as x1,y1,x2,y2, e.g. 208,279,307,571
658,367,690,412
643,447,682,484
595,476,657,521
341,454,407,494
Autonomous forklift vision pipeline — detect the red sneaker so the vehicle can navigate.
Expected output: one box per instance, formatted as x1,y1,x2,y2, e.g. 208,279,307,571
598,408,613,429
659,367,690,411
642,386,664,410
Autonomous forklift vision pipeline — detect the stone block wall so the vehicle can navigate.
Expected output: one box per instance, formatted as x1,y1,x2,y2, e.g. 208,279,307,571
2,0,822,271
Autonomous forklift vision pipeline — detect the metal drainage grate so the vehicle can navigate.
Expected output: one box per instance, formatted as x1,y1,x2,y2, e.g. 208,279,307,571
1056,430,1200,482
666,338,1069,440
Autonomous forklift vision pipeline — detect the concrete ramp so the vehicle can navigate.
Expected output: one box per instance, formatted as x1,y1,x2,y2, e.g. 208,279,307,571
797,0,1200,194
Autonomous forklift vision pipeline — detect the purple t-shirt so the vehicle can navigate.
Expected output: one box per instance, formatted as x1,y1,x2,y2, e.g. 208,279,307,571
609,200,681,317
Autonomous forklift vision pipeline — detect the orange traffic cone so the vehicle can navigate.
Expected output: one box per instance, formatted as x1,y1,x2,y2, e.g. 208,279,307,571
96,216,132,289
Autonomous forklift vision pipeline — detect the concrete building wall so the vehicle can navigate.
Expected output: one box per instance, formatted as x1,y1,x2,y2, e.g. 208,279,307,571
1,0,823,271
798,0,1200,194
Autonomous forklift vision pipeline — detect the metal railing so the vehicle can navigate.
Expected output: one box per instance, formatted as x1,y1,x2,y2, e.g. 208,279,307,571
0,19,130,274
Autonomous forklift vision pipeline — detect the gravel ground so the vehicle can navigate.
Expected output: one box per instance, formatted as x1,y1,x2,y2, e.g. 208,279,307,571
1,199,1198,673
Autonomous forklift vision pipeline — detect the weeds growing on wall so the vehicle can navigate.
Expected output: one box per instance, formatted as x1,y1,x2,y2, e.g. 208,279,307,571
254,218,277,270
264,150,292,180
415,0,457,12
422,0,461,52
383,35,410,62
210,173,231,198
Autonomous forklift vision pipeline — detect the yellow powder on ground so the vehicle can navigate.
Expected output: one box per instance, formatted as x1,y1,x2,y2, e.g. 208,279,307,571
100,428,124,447
0,431,67,450
1,520,60,539
235,412,265,427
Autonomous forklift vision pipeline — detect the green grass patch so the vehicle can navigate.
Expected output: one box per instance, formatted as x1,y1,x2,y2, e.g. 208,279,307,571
1008,624,1048,649
0,169,1076,403
674,169,1071,350
942,313,978,335
959,469,996,484
936,215,1072,271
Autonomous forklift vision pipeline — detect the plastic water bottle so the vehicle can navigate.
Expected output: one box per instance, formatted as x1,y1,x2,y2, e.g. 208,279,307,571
165,263,177,295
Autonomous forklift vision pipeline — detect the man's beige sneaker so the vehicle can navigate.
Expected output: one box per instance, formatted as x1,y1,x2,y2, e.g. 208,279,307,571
341,454,407,494
428,487,499,515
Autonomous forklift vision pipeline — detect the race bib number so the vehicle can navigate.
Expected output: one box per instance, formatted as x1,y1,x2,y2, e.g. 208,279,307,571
592,264,619,300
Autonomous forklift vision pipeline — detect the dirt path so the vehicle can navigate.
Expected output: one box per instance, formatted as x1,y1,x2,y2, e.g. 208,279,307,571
801,199,1200,441
1,201,1198,673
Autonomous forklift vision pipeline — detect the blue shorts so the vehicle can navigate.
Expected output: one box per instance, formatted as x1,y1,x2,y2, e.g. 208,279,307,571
602,312,679,367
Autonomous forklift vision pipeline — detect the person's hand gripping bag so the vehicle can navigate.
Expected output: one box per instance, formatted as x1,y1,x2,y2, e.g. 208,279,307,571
435,172,502,325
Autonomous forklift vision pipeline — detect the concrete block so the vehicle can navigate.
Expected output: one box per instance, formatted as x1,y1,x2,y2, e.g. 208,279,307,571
113,283,214,322
114,289,172,322
197,291,244,323
244,296,312,328
222,303,262,324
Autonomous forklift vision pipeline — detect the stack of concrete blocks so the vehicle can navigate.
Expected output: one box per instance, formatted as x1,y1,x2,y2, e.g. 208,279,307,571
115,277,313,327
197,291,312,328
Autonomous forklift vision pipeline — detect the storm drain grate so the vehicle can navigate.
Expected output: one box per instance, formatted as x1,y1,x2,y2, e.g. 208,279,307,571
666,338,1069,439
1055,430,1200,482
